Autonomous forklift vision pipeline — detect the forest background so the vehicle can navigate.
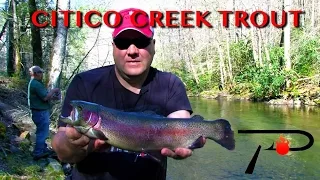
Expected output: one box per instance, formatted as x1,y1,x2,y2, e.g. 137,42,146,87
0,0,319,105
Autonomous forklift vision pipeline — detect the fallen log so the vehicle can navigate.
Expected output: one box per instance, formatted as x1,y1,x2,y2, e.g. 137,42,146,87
0,101,34,132
0,101,16,125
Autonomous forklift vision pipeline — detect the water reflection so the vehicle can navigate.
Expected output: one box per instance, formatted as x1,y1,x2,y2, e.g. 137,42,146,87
166,97,320,180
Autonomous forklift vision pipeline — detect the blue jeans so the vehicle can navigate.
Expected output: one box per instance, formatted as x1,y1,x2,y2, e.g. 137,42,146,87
31,109,50,156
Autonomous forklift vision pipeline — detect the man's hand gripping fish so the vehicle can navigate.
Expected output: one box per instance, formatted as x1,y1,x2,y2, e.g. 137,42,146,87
60,100,236,157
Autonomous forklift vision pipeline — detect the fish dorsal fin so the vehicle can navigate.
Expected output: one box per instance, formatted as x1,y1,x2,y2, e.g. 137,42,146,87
191,115,205,121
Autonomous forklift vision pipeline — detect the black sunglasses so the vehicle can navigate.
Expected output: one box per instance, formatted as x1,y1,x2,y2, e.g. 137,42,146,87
113,37,152,50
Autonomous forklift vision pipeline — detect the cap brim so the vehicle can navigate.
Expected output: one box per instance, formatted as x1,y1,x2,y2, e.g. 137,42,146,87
113,27,153,39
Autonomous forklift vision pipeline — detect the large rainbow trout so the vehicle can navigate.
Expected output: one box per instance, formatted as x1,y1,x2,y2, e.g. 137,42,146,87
60,100,235,153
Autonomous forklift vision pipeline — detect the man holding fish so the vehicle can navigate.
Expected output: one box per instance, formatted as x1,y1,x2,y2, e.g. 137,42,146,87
52,8,235,180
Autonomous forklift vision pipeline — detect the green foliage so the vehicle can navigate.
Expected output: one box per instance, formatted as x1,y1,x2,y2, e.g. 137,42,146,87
2,151,64,179
8,75,28,91
23,165,43,175
234,63,286,100
164,32,319,101
5,154,40,175
197,72,219,92
171,66,199,94
268,45,284,66
2,0,319,102
252,65,286,100
43,164,65,179
229,40,255,77
229,83,253,96
292,38,320,76
172,64,220,95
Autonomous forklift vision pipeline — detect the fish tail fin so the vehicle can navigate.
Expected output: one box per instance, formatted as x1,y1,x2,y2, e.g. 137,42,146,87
207,119,235,150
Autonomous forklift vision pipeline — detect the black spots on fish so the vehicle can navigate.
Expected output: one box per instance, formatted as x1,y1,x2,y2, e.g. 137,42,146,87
208,119,235,151
214,119,232,131
191,115,205,121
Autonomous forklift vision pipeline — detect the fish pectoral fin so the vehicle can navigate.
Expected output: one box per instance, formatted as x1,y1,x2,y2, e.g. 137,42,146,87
85,128,108,141
138,151,162,164
188,136,206,150
146,153,161,163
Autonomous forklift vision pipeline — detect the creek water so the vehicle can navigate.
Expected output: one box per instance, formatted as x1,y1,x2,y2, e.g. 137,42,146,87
167,97,320,180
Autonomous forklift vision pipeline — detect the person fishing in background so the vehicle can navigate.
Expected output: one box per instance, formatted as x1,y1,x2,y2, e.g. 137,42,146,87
51,8,206,180
28,65,61,160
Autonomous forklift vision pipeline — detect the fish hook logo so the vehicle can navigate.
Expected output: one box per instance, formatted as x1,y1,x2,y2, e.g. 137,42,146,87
238,130,314,174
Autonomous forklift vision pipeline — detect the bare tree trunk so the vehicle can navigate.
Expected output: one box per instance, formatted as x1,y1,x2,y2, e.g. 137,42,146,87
226,31,233,82
12,0,22,77
189,60,199,85
47,0,70,90
318,0,320,28
311,0,315,28
284,0,291,71
28,0,43,67
283,0,292,90
0,21,8,40
6,0,14,77
300,0,305,27
206,43,211,72
251,27,259,67
19,5,28,78
258,30,263,67
217,43,226,88
233,0,237,42
177,26,182,59
261,29,271,66
186,29,199,85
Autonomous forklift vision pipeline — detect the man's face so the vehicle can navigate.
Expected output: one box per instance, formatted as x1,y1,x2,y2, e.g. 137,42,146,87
35,71,43,80
112,29,155,77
